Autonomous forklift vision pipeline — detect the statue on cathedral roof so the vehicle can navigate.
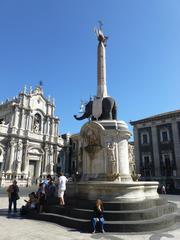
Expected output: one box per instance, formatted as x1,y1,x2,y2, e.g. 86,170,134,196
33,86,43,95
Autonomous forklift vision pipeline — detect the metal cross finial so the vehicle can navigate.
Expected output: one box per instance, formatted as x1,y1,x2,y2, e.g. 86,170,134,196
98,20,103,30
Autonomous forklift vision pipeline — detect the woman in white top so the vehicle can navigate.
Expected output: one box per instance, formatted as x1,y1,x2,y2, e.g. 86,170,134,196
58,172,68,206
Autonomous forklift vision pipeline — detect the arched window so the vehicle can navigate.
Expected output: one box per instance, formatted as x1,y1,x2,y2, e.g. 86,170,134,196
33,113,41,133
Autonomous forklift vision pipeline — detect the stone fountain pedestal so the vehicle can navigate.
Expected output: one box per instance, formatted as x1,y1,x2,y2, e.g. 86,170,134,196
67,120,159,203
79,120,132,182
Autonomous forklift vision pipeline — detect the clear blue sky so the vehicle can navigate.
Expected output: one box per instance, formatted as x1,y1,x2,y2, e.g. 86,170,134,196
0,0,180,135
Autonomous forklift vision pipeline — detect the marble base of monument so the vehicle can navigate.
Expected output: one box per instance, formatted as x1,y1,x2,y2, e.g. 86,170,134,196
66,181,159,202
80,120,132,182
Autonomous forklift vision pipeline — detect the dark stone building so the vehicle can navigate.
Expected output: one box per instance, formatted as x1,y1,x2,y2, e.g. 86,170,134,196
130,110,180,192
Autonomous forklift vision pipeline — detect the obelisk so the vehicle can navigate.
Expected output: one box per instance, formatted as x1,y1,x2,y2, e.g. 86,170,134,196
95,26,108,98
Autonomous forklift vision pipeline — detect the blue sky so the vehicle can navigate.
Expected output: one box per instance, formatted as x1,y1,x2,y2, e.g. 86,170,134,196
0,0,180,135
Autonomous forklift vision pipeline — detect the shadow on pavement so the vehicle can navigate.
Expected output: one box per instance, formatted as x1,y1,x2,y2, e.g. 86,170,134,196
0,208,25,220
90,233,124,240
149,233,174,240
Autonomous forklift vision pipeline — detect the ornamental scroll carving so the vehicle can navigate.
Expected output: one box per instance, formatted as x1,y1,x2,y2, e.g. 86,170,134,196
81,124,102,157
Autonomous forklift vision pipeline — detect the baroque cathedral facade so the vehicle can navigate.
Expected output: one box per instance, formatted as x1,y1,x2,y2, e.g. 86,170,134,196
0,86,63,186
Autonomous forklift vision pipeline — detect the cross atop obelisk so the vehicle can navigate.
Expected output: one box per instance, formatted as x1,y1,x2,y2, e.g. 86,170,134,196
94,22,108,98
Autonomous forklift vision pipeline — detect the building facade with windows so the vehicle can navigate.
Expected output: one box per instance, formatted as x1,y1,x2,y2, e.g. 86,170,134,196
130,110,180,191
0,86,63,186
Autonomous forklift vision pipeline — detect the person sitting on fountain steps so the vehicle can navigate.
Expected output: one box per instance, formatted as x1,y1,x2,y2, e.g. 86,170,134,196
91,199,105,233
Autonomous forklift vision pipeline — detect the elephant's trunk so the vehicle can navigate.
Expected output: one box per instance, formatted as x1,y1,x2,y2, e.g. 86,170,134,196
74,101,93,121
74,114,88,120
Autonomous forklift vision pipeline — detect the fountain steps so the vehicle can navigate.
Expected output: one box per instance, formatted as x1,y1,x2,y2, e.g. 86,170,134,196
26,197,177,232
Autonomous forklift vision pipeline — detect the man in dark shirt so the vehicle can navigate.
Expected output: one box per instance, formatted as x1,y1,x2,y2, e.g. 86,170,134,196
7,180,19,213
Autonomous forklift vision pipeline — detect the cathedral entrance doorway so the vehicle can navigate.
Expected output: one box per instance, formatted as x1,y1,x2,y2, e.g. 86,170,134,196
27,147,43,185
29,160,37,184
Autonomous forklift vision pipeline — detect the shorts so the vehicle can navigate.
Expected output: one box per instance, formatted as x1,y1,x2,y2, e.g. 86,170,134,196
58,189,65,198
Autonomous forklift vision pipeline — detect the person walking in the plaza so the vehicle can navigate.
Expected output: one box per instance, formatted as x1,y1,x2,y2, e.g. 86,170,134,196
91,199,105,233
7,180,19,213
58,172,68,206
161,185,166,194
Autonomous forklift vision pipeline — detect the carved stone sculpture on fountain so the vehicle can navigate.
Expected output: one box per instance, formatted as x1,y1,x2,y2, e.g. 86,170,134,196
106,142,119,181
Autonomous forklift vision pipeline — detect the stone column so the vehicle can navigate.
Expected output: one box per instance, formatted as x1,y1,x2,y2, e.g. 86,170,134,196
40,118,43,134
54,120,59,136
19,109,26,135
22,141,29,176
54,122,57,137
21,109,25,129
151,125,161,177
28,114,32,131
16,141,23,174
97,35,108,98
38,156,42,178
49,149,54,175
11,106,19,134
6,140,15,174
47,104,51,117
10,110,14,128
133,127,140,174
26,112,30,131
2,153,6,172
53,146,58,164
51,118,55,136
172,121,180,176
115,143,119,174
52,105,55,117
46,117,50,135
118,139,130,176
13,106,19,128
43,145,48,175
